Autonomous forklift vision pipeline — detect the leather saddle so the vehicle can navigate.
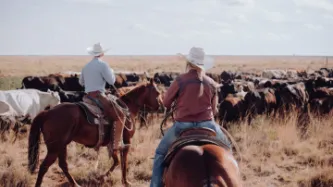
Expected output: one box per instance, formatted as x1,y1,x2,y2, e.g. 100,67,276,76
163,127,230,167
76,99,109,125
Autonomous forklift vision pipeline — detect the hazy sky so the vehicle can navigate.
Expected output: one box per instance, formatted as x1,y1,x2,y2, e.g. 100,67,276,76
1,0,332,55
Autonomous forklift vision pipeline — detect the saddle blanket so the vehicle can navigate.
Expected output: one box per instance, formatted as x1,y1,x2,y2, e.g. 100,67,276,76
82,96,108,125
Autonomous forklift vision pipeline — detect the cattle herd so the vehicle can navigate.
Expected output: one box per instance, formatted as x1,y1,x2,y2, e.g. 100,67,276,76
1,67,333,135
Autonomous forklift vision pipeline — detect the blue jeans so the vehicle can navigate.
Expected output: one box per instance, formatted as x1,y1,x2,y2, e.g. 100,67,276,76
149,120,232,187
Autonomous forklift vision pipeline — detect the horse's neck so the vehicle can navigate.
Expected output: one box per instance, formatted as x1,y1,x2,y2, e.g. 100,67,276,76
122,98,140,116
120,86,145,115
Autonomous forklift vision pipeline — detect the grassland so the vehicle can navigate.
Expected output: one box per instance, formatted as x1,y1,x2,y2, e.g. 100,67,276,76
0,55,333,187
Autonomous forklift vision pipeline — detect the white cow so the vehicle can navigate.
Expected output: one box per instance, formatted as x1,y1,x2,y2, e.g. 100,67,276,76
0,100,18,117
262,69,287,79
0,89,60,120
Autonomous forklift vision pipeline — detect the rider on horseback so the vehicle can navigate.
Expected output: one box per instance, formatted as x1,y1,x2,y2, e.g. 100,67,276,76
150,47,232,187
79,42,125,152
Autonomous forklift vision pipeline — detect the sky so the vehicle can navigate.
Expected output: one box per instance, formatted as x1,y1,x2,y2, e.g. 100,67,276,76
1,0,332,55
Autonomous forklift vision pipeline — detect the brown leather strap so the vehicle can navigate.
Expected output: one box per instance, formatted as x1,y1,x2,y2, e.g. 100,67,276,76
87,91,102,98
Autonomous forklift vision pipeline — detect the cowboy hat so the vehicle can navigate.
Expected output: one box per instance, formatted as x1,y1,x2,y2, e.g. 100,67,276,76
178,47,214,71
87,42,110,56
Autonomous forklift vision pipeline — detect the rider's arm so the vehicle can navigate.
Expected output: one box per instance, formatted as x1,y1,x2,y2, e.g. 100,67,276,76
212,90,218,115
101,62,116,86
210,80,219,116
163,80,179,110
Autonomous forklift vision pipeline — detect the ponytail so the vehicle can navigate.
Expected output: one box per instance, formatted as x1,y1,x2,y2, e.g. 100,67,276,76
186,62,205,97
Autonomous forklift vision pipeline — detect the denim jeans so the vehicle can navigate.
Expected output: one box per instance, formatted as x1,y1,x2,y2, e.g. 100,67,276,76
149,120,232,187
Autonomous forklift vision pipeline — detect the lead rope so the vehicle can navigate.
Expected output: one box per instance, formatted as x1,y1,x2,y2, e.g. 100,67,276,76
103,85,134,157
160,103,177,136
109,84,134,131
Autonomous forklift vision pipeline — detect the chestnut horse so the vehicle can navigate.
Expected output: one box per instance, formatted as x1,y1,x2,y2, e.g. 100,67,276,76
163,129,242,187
28,80,162,187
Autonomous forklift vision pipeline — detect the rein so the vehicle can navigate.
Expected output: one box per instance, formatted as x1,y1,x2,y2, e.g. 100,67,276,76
109,85,133,131
160,102,177,136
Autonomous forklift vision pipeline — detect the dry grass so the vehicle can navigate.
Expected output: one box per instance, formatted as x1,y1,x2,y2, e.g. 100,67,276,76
0,136,30,187
1,113,333,187
0,56,333,187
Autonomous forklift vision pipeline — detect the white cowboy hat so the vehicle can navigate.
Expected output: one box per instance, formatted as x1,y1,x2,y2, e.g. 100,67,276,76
87,42,110,56
178,47,214,71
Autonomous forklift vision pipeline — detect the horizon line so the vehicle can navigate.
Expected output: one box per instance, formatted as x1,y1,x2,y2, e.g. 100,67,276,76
0,54,332,57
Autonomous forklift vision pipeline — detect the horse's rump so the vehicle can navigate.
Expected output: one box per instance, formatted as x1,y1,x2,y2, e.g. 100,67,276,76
164,145,209,187
164,144,241,187
163,128,241,187
164,127,230,167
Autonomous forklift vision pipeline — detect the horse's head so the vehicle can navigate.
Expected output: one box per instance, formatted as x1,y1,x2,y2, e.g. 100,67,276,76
120,79,163,113
142,79,163,111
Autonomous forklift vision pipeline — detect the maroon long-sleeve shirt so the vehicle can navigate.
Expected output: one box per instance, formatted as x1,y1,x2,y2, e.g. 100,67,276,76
163,69,218,122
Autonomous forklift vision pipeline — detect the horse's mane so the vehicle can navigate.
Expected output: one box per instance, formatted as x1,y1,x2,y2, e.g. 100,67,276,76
120,81,150,101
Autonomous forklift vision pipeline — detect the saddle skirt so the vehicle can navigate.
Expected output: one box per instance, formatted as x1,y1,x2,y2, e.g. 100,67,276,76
163,127,230,167
77,96,109,125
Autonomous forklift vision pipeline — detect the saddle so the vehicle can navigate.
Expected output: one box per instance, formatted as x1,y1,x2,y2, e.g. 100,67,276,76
76,97,109,125
163,127,230,167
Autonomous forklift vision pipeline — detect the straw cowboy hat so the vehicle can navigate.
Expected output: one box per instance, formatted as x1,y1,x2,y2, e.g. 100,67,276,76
87,42,110,56
178,47,214,71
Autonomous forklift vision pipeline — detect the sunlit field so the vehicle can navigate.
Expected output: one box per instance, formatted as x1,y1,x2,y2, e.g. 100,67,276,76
0,55,333,187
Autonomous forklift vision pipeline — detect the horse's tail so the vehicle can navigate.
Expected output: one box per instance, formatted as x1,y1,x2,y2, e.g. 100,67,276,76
28,111,47,173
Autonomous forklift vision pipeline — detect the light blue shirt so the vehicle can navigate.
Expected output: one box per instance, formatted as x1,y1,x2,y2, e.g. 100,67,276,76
79,57,116,93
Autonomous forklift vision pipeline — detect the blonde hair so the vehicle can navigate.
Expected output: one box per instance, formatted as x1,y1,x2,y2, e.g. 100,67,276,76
185,62,205,97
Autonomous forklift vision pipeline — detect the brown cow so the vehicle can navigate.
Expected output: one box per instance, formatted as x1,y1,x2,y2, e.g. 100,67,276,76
21,75,59,91
206,72,221,83
314,96,333,115
244,88,277,124
275,82,309,114
218,94,246,129
274,82,310,135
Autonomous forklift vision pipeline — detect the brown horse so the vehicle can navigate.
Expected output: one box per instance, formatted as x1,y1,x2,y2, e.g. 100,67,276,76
163,128,242,187
28,80,162,187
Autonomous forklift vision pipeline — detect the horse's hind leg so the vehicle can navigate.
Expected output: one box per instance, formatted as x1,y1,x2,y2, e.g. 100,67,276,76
121,146,132,186
58,147,80,187
35,151,58,187
119,130,133,187
102,150,119,177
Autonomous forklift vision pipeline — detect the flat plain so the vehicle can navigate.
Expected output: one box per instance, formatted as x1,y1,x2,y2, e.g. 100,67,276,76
0,55,333,187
